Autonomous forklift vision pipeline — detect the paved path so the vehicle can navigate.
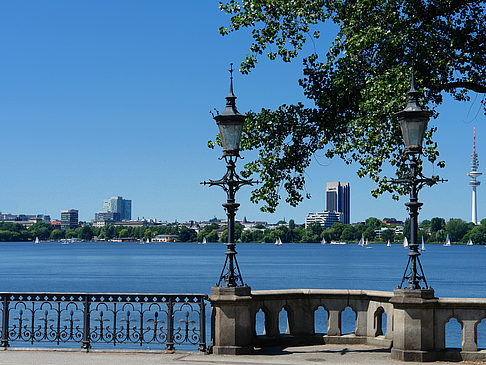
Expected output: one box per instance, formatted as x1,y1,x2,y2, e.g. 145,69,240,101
0,345,484,365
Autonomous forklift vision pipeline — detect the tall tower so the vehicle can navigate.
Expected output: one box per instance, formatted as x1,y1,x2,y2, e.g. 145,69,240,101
468,127,482,224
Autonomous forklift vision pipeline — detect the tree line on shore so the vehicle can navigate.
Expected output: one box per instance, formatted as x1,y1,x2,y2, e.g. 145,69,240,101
0,216,485,244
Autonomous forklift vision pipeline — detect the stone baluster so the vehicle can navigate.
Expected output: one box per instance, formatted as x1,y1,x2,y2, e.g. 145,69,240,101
327,310,341,336
462,319,477,352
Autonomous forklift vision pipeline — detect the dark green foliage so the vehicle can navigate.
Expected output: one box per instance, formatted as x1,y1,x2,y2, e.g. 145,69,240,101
381,228,395,242
446,218,470,242
219,0,485,212
430,217,446,232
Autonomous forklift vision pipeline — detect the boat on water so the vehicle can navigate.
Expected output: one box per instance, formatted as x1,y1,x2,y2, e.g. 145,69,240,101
420,236,425,251
34,237,40,244
387,240,391,247
274,237,283,246
330,240,347,245
358,235,365,246
444,234,451,247
202,237,207,245
139,238,145,244
321,237,326,245
467,238,473,246
403,236,409,248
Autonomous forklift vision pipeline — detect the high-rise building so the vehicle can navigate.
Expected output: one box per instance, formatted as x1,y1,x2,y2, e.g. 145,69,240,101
305,181,350,229
326,182,350,224
94,211,121,222
468,128,482,225
102,196,132,221
60,209,78,229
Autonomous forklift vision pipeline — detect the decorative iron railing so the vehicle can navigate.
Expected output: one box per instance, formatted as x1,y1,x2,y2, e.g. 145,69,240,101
0,292,207,351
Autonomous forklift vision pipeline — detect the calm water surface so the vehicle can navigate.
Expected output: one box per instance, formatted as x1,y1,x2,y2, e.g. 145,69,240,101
0,241,483,297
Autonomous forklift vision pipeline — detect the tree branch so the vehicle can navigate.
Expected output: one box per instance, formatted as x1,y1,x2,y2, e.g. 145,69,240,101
421,0,479,23
428,81,486,93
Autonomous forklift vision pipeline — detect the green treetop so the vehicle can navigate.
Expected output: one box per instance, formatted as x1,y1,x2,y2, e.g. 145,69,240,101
219,0,486,212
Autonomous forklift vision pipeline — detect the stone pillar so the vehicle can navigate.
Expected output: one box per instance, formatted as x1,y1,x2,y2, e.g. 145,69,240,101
462,319,478,352
210,286,253,355
327,310,341,336
390,288,438,362
291,298,314,336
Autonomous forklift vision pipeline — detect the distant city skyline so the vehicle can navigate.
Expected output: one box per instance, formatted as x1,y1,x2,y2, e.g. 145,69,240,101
0,1,484,224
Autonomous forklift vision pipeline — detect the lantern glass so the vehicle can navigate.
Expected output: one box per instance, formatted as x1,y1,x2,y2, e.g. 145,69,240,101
218,121,244,155
399,116,428,153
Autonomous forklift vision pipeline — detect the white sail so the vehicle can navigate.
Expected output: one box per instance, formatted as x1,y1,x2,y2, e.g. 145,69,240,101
444,234,451,247
202,237,207,245
403,236,409,248
365,238,369,246
359,235,364,246
420,236,425,251
467,238,473,246
275,237,282,246
321,237,326,245
387,240,391,247
34,237,40,244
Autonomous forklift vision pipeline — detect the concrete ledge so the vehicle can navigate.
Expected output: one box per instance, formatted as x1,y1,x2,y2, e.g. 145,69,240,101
435,349,486,362
391,348,438,362
254,334,392,349
212,345,252,355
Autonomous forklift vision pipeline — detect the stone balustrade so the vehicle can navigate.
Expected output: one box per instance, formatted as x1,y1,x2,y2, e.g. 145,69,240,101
210,286,486,362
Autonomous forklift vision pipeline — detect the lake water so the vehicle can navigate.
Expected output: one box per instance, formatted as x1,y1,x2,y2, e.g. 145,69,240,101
1,241,483,297
0,241,483,348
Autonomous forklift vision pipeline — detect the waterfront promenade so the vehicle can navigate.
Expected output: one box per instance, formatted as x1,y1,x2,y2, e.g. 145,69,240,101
0,344,479,365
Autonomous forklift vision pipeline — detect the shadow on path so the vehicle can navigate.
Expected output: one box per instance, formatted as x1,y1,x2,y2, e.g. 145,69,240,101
253,346,391,356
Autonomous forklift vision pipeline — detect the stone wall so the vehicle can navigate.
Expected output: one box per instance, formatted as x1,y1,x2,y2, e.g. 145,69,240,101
210,287,486,362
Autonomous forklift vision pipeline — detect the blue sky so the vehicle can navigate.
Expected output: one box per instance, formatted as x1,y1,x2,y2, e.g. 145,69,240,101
0,1,484,224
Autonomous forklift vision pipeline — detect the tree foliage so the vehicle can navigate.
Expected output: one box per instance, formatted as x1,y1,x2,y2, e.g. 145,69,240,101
219,0,486,212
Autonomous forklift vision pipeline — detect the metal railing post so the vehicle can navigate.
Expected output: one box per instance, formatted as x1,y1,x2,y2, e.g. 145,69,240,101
1,295,9,348
166,298,174,351
199,297,206,352
81,295,91,350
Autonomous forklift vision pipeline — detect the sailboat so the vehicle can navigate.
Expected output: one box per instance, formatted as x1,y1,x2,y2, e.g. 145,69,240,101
467,238,473,246
387,240,391,247
420,236,425,251
444,234,451,247
274,237,282,246
321,237,326,245
403,236,409,248
202,237,207,245
34,237,40,245
358,235,364,246
139,238,145,244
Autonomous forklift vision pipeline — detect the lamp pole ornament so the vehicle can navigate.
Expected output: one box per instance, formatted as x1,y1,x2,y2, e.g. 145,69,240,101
389,74,446,291
202,64,257,287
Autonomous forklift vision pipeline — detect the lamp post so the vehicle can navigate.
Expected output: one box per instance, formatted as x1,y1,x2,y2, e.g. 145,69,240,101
202,64,257,287
391,75,446,291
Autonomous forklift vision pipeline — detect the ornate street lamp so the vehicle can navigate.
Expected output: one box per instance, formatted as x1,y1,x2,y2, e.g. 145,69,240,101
391,75,445,291
202,64,257,287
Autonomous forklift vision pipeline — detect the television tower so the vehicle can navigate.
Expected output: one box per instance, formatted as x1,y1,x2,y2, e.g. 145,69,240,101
468,127,482,224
